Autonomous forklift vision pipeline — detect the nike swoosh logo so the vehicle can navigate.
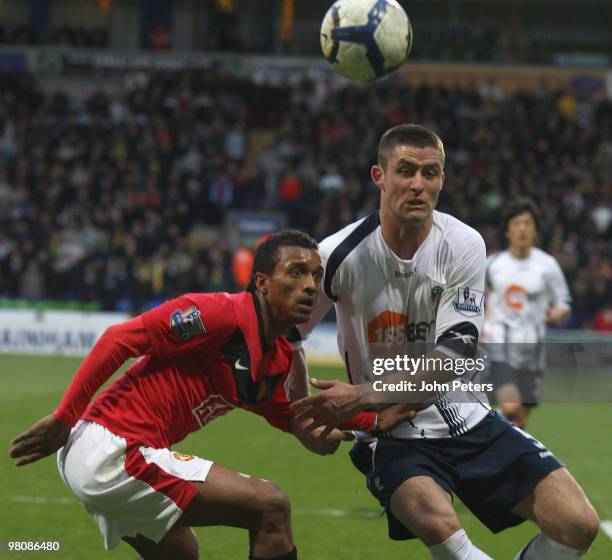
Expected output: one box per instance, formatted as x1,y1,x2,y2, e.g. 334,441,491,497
235,359,248,371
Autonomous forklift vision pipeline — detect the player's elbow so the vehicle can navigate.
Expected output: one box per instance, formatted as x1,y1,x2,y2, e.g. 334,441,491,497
102,321,133,341
101,324,118,339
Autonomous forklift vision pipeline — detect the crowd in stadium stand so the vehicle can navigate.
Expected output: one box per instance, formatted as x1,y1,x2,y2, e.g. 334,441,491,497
0,69,610,329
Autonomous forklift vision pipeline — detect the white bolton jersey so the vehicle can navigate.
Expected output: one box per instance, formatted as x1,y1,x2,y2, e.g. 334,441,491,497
484,248,571,370
299,210,491,439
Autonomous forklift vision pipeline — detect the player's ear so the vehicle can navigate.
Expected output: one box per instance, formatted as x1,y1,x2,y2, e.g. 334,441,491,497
371,164,385,191
439,171,445,191
254,272,270,296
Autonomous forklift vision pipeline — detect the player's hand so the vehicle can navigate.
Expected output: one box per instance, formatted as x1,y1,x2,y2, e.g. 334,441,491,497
9,415,71,467
546,307,568,326
375,403,419,432
291,378,365,437
292,417,354,455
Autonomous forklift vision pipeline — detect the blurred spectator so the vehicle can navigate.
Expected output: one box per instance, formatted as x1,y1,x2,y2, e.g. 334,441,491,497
278,166,303,223
593,306,612,332
225,122,247,162
318,165,345,193
149,25,172,51
232,247,254,290
19,259,45,301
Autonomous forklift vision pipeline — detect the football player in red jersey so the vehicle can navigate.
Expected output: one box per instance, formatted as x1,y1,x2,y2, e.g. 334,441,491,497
9,230,380,560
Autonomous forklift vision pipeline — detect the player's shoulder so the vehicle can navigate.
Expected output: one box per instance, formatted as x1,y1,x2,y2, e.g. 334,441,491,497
318,211,380,259
318,212,380,301
186,291,234,304
531,247,559,267
486,250,507,269
433,211,485,254
184,291,241,316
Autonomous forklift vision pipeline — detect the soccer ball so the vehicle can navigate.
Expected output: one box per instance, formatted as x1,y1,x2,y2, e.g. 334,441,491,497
320,0,413,81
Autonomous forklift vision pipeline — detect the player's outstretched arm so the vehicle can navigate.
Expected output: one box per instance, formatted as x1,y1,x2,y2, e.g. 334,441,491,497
9,316,151,467
53,316,152,427
9,415,71,467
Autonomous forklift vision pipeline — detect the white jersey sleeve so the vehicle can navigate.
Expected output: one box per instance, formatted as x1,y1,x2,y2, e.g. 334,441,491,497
545,257,571,310
484,253,499,292
434,229,487,345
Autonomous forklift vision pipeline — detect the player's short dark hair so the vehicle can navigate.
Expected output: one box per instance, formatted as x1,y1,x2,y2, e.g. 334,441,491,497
247,230,318,291
502,197,541,232
378,124,445,169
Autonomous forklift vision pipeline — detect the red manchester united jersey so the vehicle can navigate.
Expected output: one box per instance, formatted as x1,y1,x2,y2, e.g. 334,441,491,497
80,292,295,447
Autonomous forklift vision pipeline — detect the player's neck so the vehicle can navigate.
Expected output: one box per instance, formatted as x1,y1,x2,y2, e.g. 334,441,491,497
255,291,284,347
381,214,433,260
509,245,532,259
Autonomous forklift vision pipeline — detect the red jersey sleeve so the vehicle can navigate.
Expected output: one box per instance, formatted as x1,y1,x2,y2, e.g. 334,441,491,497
141,293,238,359
53,316,151,427
338,411,377,432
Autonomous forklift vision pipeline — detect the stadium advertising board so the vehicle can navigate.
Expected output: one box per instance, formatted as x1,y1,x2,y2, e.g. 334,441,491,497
397,61,608,95
4,46,609,96
0,310,129,356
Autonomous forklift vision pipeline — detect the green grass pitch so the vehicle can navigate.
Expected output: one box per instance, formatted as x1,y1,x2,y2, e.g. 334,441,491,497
1,354,610,559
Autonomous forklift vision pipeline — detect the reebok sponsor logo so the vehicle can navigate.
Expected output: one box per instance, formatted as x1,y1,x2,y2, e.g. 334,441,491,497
394,269,415,279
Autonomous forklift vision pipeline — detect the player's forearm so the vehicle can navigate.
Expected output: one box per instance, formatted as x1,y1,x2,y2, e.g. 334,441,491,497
286,347,310,401
53,317,151,426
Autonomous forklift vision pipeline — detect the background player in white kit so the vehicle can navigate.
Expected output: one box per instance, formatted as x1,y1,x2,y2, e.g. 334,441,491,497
291,125,598,560
484,198,571,428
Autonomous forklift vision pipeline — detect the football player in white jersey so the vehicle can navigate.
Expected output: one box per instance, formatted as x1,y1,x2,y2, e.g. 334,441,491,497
290,125,598,560
484,198,571,428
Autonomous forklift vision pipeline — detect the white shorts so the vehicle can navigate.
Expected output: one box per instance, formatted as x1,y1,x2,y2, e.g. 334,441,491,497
57,421,214,550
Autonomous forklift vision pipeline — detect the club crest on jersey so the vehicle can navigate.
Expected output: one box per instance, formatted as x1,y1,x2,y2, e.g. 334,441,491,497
173,452,195,462
170,306,206,340
453,287,484,317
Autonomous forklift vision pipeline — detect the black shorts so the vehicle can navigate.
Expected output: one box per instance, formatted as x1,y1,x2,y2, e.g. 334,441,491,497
349,411,563,540
489,361,544,408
